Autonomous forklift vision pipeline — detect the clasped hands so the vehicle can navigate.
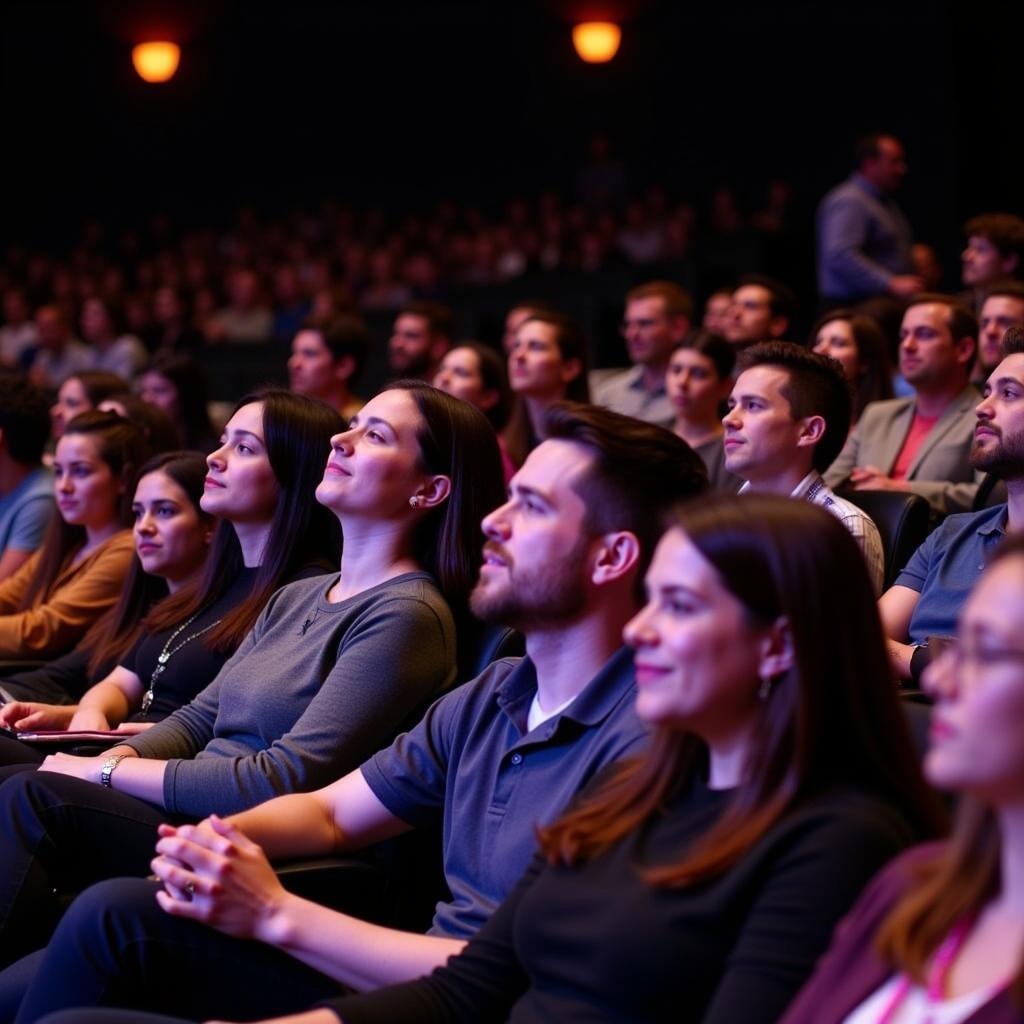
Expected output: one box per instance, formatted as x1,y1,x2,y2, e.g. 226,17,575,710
847,466,909,492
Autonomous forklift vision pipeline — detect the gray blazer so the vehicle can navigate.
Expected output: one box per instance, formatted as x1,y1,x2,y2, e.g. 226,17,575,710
824,385,981,516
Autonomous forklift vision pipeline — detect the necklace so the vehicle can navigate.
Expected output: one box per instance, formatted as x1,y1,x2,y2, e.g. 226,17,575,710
141,613,222,715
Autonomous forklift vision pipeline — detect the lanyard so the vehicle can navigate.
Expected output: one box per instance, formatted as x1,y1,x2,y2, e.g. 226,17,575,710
876,917,974,1024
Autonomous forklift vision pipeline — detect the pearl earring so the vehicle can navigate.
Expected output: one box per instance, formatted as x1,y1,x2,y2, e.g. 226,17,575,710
409,496,421,508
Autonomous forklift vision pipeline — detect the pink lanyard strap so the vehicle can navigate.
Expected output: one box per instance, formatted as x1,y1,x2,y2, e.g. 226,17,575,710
876,917,975,1024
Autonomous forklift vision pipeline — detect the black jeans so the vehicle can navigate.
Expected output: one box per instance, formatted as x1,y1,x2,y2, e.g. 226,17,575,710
0,771,173,967
4,877,341,1023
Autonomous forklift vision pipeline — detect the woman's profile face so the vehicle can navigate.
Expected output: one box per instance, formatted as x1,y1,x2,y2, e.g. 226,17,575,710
316,388,434,519
51,376,90,439
201,401,279,524
812,319,860,382
132,470,209,585
508,322,578,399
433,347,495,411
53,432,122,531
665,349,724,422
925,554,1024,804
623,527,770,740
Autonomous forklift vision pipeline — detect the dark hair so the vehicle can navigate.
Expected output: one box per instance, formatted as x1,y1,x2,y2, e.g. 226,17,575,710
854,132,899,167
964,213,1024,272
906,293,978,350
810,309,894,423
0,372,50,465
626,280,694,321
673,331,736,381
146,389,343,652
102,392,182,455
542,402,708,583
142,353,216,451
65,370,129,409
309,313,370,386
398,300,455,342
875,534,1024,1004
738,341,851,471
984,281,1024,305
736,274,798,329
20,411,147,610
448,342,513,433
505,311,591,467
84,451,211,676
540,495,945,883
386,380,505,607
1002,325,1024,357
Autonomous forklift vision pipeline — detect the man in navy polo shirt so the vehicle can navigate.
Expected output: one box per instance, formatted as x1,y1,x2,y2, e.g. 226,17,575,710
881,327,1024,682
16,403,706,1023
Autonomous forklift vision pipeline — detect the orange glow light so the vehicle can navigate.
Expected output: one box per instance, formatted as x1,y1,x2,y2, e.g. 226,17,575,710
132,41,180,83
572,22,621,63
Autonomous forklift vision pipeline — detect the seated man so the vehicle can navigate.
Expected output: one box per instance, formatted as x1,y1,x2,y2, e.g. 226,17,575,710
288,314,369,421
825,293,980,517
0,373,53,583
975,282,1024,379
880,327,1024,681
387,301,453,382
3,405,708,1023
724,342,884,593
723,274,797,353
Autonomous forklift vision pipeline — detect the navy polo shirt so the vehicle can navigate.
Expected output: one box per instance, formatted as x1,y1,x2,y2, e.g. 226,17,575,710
359,645,648,939
896,503,1007,643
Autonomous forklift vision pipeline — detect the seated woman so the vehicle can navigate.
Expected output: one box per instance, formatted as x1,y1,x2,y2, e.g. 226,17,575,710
782,533,1024,1023
665,332,741,492
3,496,944,1024
138,353,219,453
503,310,589,468
98,392,182,455
0,381,505,968
810,310,893,430
0,411,144,661
49,371,128,440
0,388,341,759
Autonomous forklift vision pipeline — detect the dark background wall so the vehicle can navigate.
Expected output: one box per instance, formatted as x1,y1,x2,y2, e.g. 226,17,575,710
1,0,1018,266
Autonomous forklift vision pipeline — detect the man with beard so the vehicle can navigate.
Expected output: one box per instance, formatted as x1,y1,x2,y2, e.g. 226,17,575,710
14,404,706,1023
880,327,1024,683
387,301,454,381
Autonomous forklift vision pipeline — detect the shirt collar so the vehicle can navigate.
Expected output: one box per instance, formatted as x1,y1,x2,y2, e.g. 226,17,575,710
624,364,666,397
977,503,1009,538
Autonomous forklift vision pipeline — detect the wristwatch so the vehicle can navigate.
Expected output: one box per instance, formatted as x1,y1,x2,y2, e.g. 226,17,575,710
100,752,130,788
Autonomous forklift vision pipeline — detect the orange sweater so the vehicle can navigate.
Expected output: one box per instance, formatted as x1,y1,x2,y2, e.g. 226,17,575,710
0,530,134,659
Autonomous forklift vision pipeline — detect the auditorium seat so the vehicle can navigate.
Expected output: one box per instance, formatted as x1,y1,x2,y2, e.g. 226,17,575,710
838,489,931,590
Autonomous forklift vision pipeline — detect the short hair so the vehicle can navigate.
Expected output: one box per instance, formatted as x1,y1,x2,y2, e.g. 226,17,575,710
738,341,852,471
1002,326,1024,357
854,132,898,167
398,300,455,342
736,274,798,328
519,311,591,403
625,280,694,321
964,213,1024,269
984,281,1024,305
0,372,50,465
673,331,735,381
542,402,708,580
906,293,978,347
314,314,370,385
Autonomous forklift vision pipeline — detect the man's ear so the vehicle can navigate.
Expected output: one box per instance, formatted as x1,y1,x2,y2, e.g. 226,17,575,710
955,336,977,368
590,531,641,586
757,616,793,678
412,474,452,510
333,354,357,384
795,414,826,451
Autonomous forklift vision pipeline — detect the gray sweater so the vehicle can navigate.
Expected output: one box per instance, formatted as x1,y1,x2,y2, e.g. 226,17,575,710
124,571,455,816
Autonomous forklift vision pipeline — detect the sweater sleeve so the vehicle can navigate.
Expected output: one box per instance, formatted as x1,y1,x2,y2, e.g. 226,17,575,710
158,593,455,816
0,550,37,615
700,804,910,1024
0,533,134,659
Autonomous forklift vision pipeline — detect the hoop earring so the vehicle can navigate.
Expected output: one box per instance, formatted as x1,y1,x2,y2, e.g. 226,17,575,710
758,675,773,701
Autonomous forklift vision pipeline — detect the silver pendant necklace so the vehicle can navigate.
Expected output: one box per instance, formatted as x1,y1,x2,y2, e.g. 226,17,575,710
141,613,222,715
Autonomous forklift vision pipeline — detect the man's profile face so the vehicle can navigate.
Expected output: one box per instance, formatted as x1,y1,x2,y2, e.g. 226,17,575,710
898,303,967,389
471,439,595,629
621,296,685,369
978,297,1024,374
864,137,907,194
388,314,434,377
288,329,337,398
972,353,1024,478
724,285,779,347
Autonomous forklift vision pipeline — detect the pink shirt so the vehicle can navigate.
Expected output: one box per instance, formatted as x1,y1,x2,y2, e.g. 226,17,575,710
890,411,939,481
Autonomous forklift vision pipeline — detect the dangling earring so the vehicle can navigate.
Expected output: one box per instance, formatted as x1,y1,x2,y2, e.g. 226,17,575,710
409,496,421,508
758,675,773,701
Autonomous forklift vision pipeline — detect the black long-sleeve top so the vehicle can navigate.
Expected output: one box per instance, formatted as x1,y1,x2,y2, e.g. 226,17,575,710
325,778,914,1024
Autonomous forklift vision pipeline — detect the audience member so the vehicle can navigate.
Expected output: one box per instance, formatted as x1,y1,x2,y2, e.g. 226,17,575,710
723,274,797,352
911,242,944,292
0,288,38,369
960,212,1024,310
701,287,733,336
138,354,218,452
78,298,147,380
206,269,274,344
501,299,557,354
1,405,709,1020
0,412,143,659
0,382,504,966
504,311,590,467
592,280,691,427
817,133,922,303
724,342,885,592
50,371,128,440
147,287,205,354
825,294,981,516
387,301,454,381
811,309,894,427
97,393,181,455
0,374,53,583
305,497,942,1024
26,305,91,390
784,534,1024,1023
287,315,369,420
976,282,1024,379
879,327,1024,682
666,332,740,492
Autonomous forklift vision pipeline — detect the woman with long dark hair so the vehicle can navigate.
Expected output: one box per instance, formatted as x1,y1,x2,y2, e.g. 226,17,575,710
504,311,589,468
783,534,1024,1023
138,353,218,452
0,381,505,969
0,411,144,660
